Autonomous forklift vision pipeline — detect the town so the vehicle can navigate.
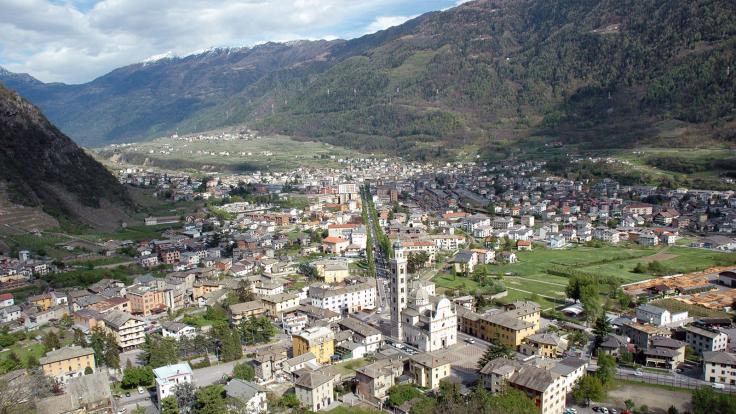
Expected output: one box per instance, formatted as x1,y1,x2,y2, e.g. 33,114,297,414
1,153,736,414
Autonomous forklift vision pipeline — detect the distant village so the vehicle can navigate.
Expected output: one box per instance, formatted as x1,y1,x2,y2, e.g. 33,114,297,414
1,155,736,414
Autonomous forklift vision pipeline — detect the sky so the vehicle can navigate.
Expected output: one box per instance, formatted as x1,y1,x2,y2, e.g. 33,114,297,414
0,0,470,84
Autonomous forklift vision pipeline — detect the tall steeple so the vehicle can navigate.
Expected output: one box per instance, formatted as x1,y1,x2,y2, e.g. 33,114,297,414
390,236,408,340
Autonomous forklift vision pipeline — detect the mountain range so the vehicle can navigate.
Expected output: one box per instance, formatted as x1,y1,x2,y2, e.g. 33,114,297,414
1,0,735,157
0,84,131,229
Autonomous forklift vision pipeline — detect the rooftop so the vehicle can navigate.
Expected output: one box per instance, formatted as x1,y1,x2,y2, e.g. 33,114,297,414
39,346,94,365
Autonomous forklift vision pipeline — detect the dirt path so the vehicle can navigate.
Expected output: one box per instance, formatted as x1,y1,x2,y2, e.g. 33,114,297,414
606,384,692,413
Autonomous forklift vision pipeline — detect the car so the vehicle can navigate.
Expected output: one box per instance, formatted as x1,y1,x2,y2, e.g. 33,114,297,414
125,392,131,398
394,343,404,349
465,338,476,344
711,383,725,390
633,370,643,377
137,386,144,394
117,409,127,414
600,408,609,414
592,406,600,412
610,409,618,414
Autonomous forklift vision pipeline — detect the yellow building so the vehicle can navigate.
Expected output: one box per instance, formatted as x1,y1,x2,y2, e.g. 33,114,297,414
313,260,350,284
229,301,267,325
29,293,53,311
459,301,541,348
259,293,300,317
409,352,452,390
293,326,335,364
40,346,95,382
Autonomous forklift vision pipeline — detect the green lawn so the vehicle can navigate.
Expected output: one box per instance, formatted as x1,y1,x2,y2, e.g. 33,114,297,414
0,343,45,365
334,358,370,376
327,406,382,414
433,244,733,311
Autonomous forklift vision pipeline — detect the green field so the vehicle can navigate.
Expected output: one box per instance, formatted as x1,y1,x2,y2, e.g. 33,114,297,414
95,134,360,173
433,244,734,311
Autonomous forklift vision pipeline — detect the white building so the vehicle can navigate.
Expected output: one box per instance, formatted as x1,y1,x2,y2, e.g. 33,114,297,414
153,363,193,406
161,321,197,341
635,304,688,327
308,279,376,314
684,325,728,354
703,352,736,386
225,378,268,414
294,371,334,411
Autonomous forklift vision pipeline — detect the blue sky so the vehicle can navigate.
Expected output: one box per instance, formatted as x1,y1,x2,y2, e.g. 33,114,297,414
0,0,468,84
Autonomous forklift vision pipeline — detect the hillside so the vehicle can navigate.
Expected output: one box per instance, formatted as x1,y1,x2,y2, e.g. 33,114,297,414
1,0,735,155
0,84,131,230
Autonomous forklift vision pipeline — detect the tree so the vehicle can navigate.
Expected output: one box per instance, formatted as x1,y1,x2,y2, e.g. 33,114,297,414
437,379,462,405
84,366,93,375
667,406,679,414
142,335,180,368
239,316,277,345
580,284,602,320
212,326,242,362
593,315,612,348
161,396,180,414
567,330,590,348
90,328,120,369
73,328,87,347
407,252,430,273
122,366,154,389
692,386,736,414
194,385,226,414
388,384,423,407
42,331,61,351
477,342,514,369
232,362,255,381
625,399,635,412
174,382,197,414
235,280,255,302
571,375,605,405
278,393,300,409
596,353,616,385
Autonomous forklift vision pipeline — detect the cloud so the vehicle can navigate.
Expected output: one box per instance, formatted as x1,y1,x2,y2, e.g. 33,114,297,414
0,0,460,83
363,15,417,34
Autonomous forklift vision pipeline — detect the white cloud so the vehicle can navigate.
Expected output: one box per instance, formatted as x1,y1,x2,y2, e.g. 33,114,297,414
363,15,417,34
0,0,462,83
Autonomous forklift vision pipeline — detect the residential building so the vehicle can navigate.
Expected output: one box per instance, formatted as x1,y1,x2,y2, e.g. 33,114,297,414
294,370,334,411
259,293,300,317
293,326,335,364
684,325,728,354
161,321,197,340
39,346,95,382
355,358,405,402
312,260,350,284
409,352,452,390
225,378,268,414
703,351,736,385
337,317,382,353
635,304,688,327
229,301,268,325
459,301,541,348
308,279,376,314
520,333,567,358
127,286,167,316
100,311,146,350
35,372,113,414
154,363,193,406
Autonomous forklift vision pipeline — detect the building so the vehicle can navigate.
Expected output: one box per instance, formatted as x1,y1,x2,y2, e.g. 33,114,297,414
322,237,350,255
401,281,457,352
230,301,268,325
683,325,728,354
312,260,351,284
390,240,409,339
225,378,268,414
703,351,736,385
293,326,335,364
100,311,146,350
635,304,688,327
479,357,588,414
127,286,167,316
161,321,197,340
621,322,670,350
153,363,193,406
337,317,382,353
459,301,541,348
294,370,335,411
355,358,405,402
409,352,452,390
308,279,376,314
39,346,95,382
35,372,113,414
259,293,300,317
520,333,567,358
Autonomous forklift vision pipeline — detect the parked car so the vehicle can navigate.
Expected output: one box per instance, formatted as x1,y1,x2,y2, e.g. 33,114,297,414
465,338,476,344
137,386,144,394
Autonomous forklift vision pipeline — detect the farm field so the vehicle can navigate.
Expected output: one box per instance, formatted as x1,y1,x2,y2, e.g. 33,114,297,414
95,134,360,173
433,244,734,311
